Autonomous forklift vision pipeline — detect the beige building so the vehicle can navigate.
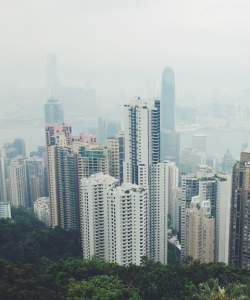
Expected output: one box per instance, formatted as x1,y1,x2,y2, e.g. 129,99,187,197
105,131,125,185
186,195,214,263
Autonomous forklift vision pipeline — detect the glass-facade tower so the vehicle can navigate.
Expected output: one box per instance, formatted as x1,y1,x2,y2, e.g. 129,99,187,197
161,67,175,131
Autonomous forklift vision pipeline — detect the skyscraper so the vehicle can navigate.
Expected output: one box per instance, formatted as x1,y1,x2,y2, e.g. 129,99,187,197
192,134,207,153
0,152,7,202
44,97,64,124
229,146,250,268
105,131,125,185
181,165,231,263
161,130,180,166
47,53,59,98
185,195,215,263
46,123,110,230
80,173,147,266
9,161,26,207
123,97,160,188
222,149,236,173
161,67,175,131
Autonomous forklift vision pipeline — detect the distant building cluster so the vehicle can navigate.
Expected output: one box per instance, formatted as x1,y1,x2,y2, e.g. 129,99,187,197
2,62,250,270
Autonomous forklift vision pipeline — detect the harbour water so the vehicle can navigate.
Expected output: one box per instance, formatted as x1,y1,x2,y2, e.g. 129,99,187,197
0,125,249,159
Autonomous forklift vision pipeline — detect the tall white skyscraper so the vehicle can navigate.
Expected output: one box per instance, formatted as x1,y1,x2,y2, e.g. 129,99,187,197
123,97,160,188
151,161,176,264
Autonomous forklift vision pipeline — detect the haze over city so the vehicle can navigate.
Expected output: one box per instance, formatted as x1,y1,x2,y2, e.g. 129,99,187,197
1,1,250,299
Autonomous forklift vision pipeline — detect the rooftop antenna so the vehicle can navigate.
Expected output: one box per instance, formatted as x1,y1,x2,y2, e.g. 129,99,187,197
153,82,155,100
51,88,54,98
148,81,149,99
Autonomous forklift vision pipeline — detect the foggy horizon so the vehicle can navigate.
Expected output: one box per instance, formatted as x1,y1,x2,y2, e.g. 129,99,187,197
1,0,250,97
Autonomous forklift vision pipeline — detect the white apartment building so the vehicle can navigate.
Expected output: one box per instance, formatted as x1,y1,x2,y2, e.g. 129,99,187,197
216,173,231,264
105,183,147,266
34,197,50,227
151,161,176,264
80,173,148,266
80,173,118,259
9,162,26,207
0,201,11,219
123,97,160,188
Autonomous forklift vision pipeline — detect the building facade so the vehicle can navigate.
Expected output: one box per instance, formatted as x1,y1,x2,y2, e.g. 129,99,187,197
186,195,215,263
161,67,175,132
229,146,250,268
0,201,11,219
192,134,207,153
34,197,50,227
8,162,26,207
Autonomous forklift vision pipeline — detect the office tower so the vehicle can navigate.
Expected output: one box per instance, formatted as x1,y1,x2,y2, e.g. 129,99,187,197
123,97,160,187
44,96,64,124
161,130,180,166
13,138,26,157
9,161,26,207
47,53,59,98
87,126,98,136
26,156,45,207
5,148,17,160
229,146,250,268
34,197,50,227
98,117,107,146
192,134,207,153
105,131,125,185
222,149,236,173
0,201,11,219
185,195,215,263
60,87,97,117
171,187,182,232
0,155,7,202
3,138,26,158
106,120,122,138
80,173,118,260
206,156,217,171
180,148,206,175
161,67,175,131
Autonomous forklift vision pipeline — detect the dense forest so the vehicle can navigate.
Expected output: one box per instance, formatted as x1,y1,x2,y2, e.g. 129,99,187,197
1,208,250,299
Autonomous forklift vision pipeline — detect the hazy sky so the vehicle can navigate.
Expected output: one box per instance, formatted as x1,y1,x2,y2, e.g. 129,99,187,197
1,0,250,95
